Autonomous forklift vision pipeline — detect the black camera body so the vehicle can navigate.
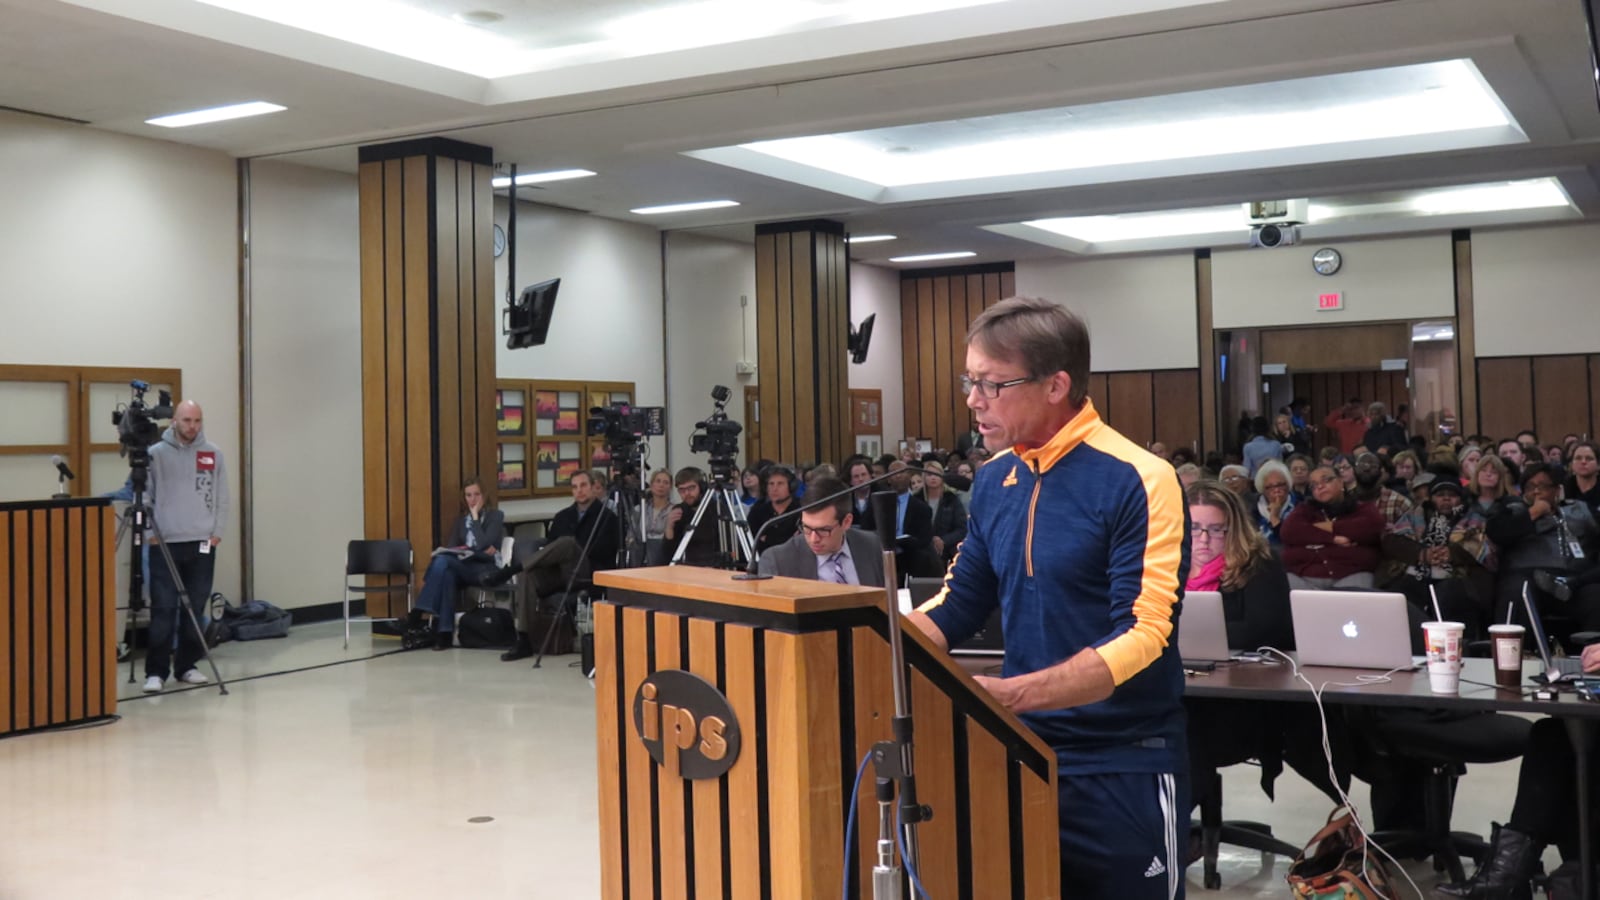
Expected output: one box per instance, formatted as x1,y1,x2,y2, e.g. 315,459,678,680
587,403,665,445
112,380,173,456
690,386,742,480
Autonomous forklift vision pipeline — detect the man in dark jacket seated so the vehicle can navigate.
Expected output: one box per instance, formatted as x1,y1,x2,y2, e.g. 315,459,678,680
1488,462,1600,639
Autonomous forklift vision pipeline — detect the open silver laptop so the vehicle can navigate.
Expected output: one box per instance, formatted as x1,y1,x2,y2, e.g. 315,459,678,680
1522,585,1589,684
1177,591,1231,663
1290,590,1416,670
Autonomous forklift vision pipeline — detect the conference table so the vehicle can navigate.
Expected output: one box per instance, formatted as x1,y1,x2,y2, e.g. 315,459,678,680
959,654,1600,899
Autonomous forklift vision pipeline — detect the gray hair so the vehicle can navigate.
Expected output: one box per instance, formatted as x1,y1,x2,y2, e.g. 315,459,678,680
1254,459,1292,494
968,296,1091,406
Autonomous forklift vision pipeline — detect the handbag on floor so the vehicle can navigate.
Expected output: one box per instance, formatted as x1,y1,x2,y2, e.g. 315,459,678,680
1286,807,1397,900
456,607,516,649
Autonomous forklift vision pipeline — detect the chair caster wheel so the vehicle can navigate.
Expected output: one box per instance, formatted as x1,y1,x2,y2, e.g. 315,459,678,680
1204,872,1221,890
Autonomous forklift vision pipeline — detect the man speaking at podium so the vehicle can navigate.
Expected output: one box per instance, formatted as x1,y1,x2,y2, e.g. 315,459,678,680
910,297,1190,900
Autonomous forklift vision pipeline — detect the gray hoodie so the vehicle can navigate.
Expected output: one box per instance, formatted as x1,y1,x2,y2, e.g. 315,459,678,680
148,425,229,544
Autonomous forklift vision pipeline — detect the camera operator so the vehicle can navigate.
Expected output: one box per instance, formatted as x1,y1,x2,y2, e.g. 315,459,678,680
142,400,228,693
665,467,721,567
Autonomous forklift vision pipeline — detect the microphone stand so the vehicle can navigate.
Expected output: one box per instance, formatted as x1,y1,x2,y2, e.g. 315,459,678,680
866,489,931,898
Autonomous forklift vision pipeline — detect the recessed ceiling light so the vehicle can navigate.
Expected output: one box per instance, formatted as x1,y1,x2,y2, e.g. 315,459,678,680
1409,178,1570,215
889,251,976,263
630,200,740,215
145,101,285,128
845,234,897,244
491,169,597,188
1024,208,1242,243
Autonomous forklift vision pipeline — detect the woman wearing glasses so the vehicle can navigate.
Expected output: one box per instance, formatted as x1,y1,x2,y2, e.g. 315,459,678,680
1279,464,1385,590
1251,459,1295,545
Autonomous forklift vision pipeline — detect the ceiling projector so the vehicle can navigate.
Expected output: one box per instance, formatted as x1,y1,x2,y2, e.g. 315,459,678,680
1249,223,1300,248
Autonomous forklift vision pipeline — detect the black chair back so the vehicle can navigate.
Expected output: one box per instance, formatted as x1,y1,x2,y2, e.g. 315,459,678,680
346,539,412,577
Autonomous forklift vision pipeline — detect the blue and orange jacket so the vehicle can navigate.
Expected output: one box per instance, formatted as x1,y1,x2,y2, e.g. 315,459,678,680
919,400,1190,775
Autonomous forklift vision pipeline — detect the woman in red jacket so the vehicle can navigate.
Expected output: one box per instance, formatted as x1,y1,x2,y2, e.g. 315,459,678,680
1280,464,1385,590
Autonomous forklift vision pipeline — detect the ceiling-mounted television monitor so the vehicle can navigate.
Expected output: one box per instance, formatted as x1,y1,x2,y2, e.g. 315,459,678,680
504,277,560,349
849,313,875,364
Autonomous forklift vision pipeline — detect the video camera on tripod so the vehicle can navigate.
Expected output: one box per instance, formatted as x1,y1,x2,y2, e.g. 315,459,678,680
689,385,742,482
587,401,664,480
112,380,174,458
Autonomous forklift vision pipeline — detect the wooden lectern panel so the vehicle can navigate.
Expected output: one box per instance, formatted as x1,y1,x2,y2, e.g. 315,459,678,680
594,566,1060,900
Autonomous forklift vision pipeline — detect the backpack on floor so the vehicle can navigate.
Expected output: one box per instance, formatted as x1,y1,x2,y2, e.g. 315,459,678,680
218,595,293,641
456,607,517,649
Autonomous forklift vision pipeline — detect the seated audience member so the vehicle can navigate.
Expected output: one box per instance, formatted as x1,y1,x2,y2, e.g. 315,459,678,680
1175,463,1202,490
1487,462,1600,635
1273,412,1310,457
1382,479,1495,638
1563,441,1600,516
1170,447,1197,468
1437,669,1600,900
1324,399,1367,455
1362,401,1408,456
739,466,764,507
918,461,967,563
641,468,675,565
1544,444,1567,466
1350,451,1414,528
1516,429,1540,454
490,471,618,661
1426,443,1460,474
844,457,875,529
1332,453,1357,490
884,460,939,577
1286,453,1314,500
1389,449,1421,489
1183,481,1349,816
664,467,722,567
1458,444,1484,487
1317,446,1340,467
1219,464,1253,504
1497,437,1527,472
953,459,976,481
756,477,885,585
1472,454,1514,514
1409,471,1437,507
1242,416,1284,476
1280,465,1385,590
1148,441,1169,461
1252,459,1295,545
406,478,504,650
748,465,802,554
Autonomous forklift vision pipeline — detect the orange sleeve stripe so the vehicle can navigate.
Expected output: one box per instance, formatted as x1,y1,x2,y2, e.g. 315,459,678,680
1087,434,1185,686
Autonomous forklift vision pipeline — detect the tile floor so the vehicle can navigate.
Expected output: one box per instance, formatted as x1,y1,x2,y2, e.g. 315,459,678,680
1,621,1541,899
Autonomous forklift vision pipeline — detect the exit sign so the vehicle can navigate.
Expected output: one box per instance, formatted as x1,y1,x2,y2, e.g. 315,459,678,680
1317,292,1344,311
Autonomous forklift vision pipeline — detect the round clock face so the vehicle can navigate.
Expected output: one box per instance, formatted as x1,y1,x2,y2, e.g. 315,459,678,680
1312,247,1341,275
493,224,507,258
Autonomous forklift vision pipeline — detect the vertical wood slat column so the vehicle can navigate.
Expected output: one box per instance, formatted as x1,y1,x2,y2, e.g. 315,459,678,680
357,138,495,608
1195,250,1218,457
1453,230,1479,438
754,220,851,467
900,264,1015,451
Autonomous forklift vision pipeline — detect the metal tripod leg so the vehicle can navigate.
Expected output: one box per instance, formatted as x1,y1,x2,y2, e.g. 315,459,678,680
146,518,228,695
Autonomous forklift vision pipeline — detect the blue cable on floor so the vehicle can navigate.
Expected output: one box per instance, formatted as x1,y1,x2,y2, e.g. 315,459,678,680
842,750,872,900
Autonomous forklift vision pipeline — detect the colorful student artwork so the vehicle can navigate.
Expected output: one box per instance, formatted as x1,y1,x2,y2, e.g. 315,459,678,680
556,459,581,482
591,442,612,466
498,405,524,435
497,462,525,490
535,441,560,470
534,391,559,418
555,409,580,435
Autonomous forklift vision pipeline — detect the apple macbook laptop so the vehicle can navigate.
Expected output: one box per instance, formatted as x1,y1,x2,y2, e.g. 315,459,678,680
1177,591,1231,663
1522,585,1589,684
1290,590,1417,671
905,577,1005,657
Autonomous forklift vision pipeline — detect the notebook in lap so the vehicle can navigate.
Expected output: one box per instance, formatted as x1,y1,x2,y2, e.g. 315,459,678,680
1290,590,1416,670
1522,587,1588,684
1177,591,1231,664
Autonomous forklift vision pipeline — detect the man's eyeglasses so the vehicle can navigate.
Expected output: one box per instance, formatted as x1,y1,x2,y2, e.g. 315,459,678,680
1193,525,1229,540
799,523,840,539
960,374,1034,399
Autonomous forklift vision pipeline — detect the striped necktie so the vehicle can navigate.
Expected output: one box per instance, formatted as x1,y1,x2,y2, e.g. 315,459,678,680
825,552,847,584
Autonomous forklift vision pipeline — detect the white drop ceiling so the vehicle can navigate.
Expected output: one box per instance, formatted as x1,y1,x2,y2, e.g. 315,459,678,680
4,0,1598,266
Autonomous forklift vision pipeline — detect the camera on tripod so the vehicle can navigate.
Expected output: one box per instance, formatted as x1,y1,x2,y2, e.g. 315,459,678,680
689,386,743,481
112,380,174,455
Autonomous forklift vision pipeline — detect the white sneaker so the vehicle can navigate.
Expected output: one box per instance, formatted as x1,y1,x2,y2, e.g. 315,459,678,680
142,676,164,693
178,669,209,685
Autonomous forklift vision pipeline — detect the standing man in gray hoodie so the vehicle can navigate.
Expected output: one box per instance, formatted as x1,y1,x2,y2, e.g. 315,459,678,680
143,400,229,692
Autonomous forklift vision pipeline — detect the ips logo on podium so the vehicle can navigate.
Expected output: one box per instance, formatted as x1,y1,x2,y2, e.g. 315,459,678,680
632,670,742,780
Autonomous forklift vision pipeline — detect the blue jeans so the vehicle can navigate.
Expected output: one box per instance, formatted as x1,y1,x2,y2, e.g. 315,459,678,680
146,541,216,679
415,555,493,632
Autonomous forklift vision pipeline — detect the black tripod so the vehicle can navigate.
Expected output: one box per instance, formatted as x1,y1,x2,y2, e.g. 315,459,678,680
668,461,754,568
115,445,227,695
533,447,643,669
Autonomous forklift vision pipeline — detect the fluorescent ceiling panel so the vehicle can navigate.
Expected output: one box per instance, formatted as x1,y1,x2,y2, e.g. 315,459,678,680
889,251,976,262
692,60,1522,200
631,199,740,214
845,234,897,243
145,100,285,127
491,169,597,187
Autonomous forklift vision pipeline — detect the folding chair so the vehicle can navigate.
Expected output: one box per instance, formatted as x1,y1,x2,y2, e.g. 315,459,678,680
344,540,413,649
469,536,517,609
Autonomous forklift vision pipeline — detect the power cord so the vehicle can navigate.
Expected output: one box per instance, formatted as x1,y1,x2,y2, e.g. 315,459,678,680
842,750,871,900
1257,646,1428,900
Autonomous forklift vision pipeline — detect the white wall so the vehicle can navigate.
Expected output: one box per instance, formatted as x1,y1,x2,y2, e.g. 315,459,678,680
0,110,242,599
495,198,667,517
662,231,757,475
247,160,363,609
1210,234,1455,329
848,263,905,451
1015,253,1199,370
1471,222,1600,357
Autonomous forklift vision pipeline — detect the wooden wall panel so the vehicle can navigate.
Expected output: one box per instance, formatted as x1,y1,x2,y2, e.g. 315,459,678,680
1475,357,1534,441
754,222,851,467
917,279,937,446
1454,233,1479,437
1258,323,1410,372
1152,370,1202,456
1532,356,1590,442
901,280,921,445
358,139,495,612
900,264,1016,451
1106,372,1156,448
932,278,953,449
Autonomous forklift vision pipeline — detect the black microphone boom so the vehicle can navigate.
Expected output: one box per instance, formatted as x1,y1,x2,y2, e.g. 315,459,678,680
50,455,76,481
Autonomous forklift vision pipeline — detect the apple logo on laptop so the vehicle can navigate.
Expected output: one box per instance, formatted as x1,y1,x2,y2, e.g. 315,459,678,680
1342,620,1360,639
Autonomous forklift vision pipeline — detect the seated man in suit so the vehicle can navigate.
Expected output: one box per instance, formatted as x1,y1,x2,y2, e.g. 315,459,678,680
886,460,940,578
757,477,885,586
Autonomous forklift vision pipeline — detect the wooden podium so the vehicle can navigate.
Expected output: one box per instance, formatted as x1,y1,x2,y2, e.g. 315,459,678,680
594,565,1060,900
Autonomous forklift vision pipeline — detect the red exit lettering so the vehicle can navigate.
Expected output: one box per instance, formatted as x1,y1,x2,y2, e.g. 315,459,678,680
1318,292,1343,311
